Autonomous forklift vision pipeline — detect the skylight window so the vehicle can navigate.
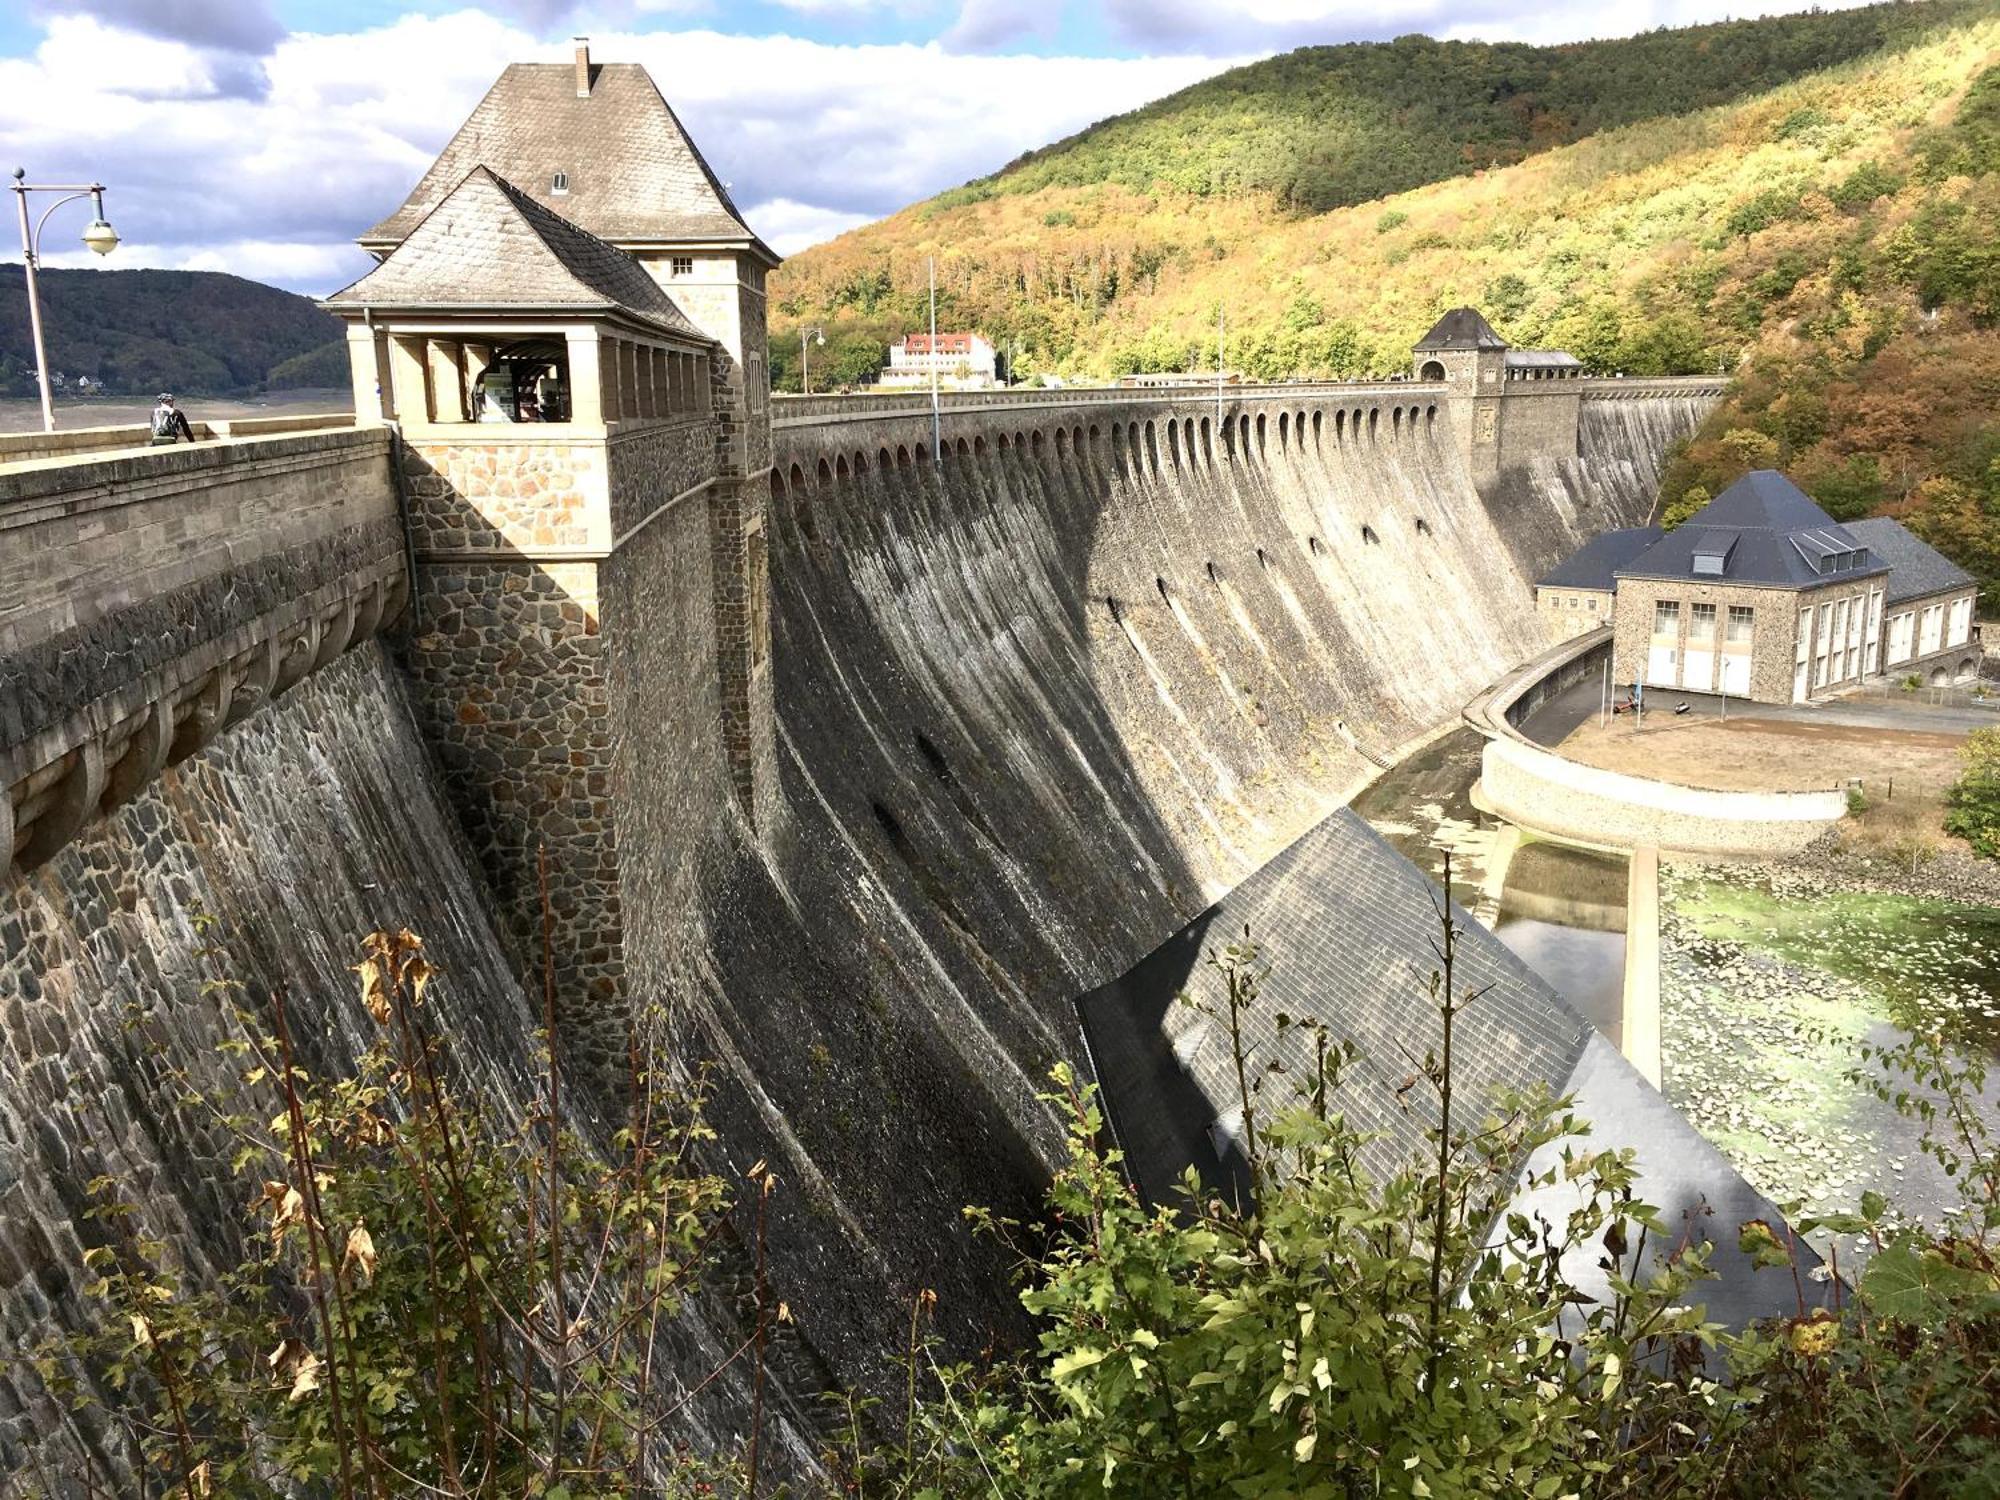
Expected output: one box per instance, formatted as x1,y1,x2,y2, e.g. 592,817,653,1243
552,171,570,195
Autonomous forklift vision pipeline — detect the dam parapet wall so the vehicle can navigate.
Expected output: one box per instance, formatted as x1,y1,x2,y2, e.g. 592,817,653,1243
771,375,1728,500
0,428,406,881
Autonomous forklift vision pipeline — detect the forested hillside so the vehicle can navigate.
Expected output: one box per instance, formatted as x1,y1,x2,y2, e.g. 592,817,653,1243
0,265,344,398
974,3,1980,213
771,4,2000,603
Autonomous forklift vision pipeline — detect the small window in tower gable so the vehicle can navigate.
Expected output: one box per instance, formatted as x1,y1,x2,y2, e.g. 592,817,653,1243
671,256,694,277
551,171,569,195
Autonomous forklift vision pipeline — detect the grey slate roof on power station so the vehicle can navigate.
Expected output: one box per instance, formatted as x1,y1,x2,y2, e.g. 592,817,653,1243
1076,807,1827,1330
1617,471,1887,589
361,59,777,264
328,168,708,341
1415,307,1509,350
1842,518,1977,604
1536,526,1662,591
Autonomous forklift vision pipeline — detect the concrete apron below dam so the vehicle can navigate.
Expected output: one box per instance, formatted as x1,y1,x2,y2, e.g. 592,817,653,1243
1351,725,1661,1085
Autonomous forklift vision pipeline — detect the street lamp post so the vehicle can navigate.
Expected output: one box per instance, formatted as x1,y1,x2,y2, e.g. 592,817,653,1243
800,325,825,396
11,168,120,433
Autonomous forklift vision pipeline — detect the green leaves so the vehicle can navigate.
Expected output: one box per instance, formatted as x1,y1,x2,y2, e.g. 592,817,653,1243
1859,1240,2000,1322
1737,1219,1796,1272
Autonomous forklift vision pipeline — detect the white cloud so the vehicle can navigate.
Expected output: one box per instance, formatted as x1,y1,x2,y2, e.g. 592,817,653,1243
0,10,1237,291
758,0,936,15
38,0,285,53
942,0,1058,53
619,30,1235,216
740,198,876,256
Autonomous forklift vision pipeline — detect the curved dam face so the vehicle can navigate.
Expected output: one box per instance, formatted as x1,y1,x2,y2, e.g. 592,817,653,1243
692,394,1709,1372
0,393,1710,1482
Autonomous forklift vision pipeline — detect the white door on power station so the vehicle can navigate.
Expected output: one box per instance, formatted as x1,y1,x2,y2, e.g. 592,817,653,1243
1682,650,1714,692
1648,645,1679,687
1794,658,1809,702
1722,654,1751,696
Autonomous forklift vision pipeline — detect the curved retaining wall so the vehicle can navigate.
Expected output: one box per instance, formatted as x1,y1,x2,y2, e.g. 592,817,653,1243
1479,736,1847,855
1467,632,1846,855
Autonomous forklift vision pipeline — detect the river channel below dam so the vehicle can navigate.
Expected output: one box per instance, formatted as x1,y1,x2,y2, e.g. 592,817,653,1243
1352,726,1631,1051
1350,724,2000,1238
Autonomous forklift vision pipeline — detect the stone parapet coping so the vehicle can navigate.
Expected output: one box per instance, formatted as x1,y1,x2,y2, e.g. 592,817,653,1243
0,413,357,470
770,374,1728,428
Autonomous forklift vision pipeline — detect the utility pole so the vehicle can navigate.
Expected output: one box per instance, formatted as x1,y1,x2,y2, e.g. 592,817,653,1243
1216,302,1225,439
928,256,941,464
800,325,824,396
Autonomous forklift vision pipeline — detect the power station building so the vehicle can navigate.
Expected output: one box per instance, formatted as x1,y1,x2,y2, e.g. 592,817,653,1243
1538,470,1981,703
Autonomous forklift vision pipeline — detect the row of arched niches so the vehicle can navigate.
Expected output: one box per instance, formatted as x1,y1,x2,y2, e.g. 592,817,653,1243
771,399,1444,498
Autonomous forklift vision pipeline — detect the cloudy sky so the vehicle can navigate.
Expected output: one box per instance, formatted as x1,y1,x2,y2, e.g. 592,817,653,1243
1,0,1868,295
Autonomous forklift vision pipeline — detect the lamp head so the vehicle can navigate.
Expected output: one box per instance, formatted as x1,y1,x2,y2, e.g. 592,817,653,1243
814,331,825,347
81,218,119,256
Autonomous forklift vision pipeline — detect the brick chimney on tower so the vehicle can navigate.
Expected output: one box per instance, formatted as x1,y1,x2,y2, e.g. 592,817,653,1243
574,37,591,97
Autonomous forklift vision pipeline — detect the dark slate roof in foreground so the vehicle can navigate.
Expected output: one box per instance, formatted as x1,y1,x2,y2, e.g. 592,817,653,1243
1843,518,1977,604
1618,471,1887,589
327,168,707,341
362,61,776,264
1538,526,1663,591
1415,307,1508,351
1076,807,1828,1330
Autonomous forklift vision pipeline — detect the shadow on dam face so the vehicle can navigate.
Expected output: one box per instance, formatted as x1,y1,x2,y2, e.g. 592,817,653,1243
0,394,1716,1483
722,396,1704,1387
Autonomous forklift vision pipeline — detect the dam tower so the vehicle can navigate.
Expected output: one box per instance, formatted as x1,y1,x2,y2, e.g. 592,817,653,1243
1413,307,1583,488
330,49,780,1049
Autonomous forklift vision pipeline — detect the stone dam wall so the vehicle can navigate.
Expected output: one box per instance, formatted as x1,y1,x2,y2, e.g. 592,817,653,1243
0,390,1714,1487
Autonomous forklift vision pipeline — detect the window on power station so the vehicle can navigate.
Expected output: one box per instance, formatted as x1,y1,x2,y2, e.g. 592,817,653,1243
1727,606,1754,644
671,256,694,277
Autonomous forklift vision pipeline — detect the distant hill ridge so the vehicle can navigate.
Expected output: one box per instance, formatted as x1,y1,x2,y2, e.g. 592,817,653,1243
977,3,1988,214
0,264,344,398
771,0,1994,380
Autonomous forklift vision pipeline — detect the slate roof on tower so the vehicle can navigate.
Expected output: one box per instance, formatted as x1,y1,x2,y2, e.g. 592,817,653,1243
328,167,707,341
1616,470,1887,589
1414,307,1509,351
360,60,777,265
